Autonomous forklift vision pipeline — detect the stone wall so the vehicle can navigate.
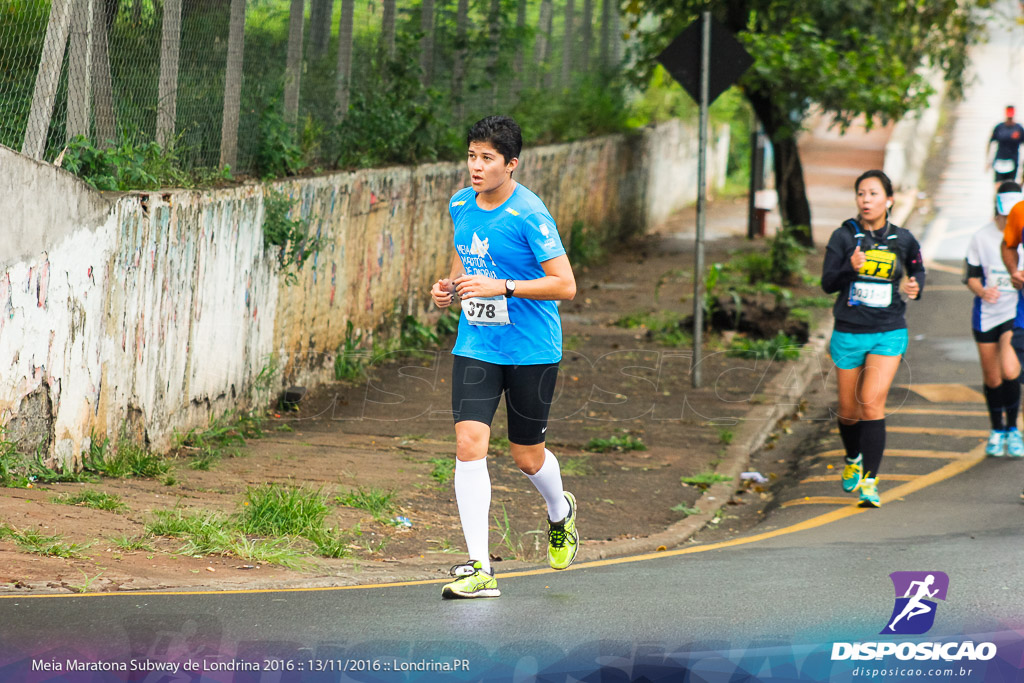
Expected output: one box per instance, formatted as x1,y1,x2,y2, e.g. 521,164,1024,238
0,119,728,467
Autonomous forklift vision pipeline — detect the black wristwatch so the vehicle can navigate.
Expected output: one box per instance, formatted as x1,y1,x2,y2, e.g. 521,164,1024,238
504,279,516,298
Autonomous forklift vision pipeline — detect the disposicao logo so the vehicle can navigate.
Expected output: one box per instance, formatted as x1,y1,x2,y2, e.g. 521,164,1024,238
881,571,948,635
831,571,997,663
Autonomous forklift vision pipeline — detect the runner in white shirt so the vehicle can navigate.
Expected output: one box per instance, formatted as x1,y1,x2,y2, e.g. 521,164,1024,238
965,181,1024,456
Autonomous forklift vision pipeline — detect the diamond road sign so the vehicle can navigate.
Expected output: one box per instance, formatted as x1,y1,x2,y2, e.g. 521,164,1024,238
656,15,753,105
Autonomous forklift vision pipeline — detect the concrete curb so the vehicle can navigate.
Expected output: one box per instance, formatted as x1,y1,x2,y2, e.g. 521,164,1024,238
584,317,834,560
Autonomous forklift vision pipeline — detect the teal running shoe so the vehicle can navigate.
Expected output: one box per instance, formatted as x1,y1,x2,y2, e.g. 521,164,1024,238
1006,428,1024,458
986,429,1007,457
858,477,880,508
841,454,863,493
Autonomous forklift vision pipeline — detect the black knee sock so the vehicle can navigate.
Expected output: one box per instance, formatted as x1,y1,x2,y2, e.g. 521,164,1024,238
1003,379,1021,431
860,419,886,479
838,420,861,461
984,384,1005,431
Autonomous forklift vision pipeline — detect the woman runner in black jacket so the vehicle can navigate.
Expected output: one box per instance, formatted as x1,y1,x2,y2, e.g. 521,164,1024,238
821,170,926,507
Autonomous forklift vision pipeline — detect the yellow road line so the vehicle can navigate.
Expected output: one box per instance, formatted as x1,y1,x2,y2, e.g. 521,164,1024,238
828,426,987,438
892,408,987,417
901,384,985,403
781,496,855,507
1,447,985,601
800,474,919,483
818,449,968,460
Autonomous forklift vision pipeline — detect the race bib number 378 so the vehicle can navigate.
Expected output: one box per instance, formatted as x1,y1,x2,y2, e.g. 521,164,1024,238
464,295,511,326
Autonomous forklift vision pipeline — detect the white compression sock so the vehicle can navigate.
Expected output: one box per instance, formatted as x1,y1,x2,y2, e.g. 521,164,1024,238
525,449,570,522
454,457,491,573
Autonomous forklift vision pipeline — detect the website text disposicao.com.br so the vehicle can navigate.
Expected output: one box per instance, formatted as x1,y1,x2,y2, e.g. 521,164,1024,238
851,665,977,678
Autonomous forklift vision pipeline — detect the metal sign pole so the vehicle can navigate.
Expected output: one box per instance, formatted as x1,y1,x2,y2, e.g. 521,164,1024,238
692,10,710,388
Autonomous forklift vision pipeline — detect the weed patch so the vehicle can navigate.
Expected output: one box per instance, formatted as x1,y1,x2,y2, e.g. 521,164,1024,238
0,524,90,558
240,484,330,536
584,435,647,453
53,489,128,513
680,472,733,488
727,333,802,361
560,457,594,477
85,438,170,479
428,458,455,485
336,487,396,520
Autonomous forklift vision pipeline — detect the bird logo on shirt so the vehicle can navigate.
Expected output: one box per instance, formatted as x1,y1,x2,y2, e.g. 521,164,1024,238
470,232,496,266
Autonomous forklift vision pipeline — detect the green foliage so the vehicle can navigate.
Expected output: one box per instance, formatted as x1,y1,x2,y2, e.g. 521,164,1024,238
621,1,992,230
435,310,460,337
428,457,456,485
560,457,595,477
85,437,171,479
614,311,691,347
727,333,802,361
717,429,735,445
0,434,95,487
680,472,732,488
335,487,397,519
239,484,331,536
625,2,990,133
793,295,833,308
108,534,155,552
252,106,305,179
53,489,129,513
329,38,461,169
59,135,231,191
262,190,323,285
228,535,307,570
568,221,606,268
174,411,263,471
490,503,544,561
584,435,647,453
335,321,368,382
400,315,440,355
146,508,229,538
671,503,701,515
307,527,355,559
0,524,90,558
512,76,631,146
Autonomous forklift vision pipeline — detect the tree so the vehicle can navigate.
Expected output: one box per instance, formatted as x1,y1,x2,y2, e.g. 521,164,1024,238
622,0,993,245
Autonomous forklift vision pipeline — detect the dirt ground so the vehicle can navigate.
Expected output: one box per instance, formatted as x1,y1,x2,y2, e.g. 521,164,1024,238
0,208,828,594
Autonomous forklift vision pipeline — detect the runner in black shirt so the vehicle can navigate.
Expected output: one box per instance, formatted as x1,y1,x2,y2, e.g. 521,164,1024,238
822,170,926,507
987,106,1024,191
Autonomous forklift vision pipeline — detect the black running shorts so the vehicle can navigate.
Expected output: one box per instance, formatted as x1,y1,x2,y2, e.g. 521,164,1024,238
451,355,559,446
973,319,1014,344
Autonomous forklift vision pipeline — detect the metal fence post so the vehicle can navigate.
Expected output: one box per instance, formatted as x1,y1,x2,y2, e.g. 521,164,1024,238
157,0,182,148
220,0,246,169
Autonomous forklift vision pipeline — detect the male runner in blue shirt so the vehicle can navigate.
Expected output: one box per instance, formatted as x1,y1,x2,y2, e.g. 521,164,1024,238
430,115,579,598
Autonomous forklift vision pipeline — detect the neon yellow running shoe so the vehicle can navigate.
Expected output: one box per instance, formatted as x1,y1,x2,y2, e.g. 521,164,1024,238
841,454,863,493
547,492,579,570
441,560,500,599
858,477,880,508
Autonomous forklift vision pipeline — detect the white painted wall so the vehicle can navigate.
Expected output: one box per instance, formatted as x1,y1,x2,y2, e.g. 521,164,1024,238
0,118,727,467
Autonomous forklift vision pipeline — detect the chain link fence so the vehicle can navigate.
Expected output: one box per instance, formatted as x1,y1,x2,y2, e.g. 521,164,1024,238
0,0,625,176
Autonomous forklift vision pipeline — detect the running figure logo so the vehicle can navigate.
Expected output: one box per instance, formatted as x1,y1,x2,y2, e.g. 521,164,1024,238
881,571,949,635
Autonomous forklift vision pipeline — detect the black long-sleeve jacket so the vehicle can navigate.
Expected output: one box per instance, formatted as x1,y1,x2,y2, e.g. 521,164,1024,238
821,218,927,333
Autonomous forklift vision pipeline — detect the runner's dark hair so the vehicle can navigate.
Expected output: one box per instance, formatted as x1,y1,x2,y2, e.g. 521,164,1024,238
467,116,523,165
854,169,894,197
997,181,1022,193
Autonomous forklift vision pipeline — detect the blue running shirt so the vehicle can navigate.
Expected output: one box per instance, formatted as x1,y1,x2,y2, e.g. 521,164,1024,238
449,183,566,365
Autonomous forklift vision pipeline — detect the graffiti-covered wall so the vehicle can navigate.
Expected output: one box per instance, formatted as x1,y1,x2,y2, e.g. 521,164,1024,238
0,120,727,468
